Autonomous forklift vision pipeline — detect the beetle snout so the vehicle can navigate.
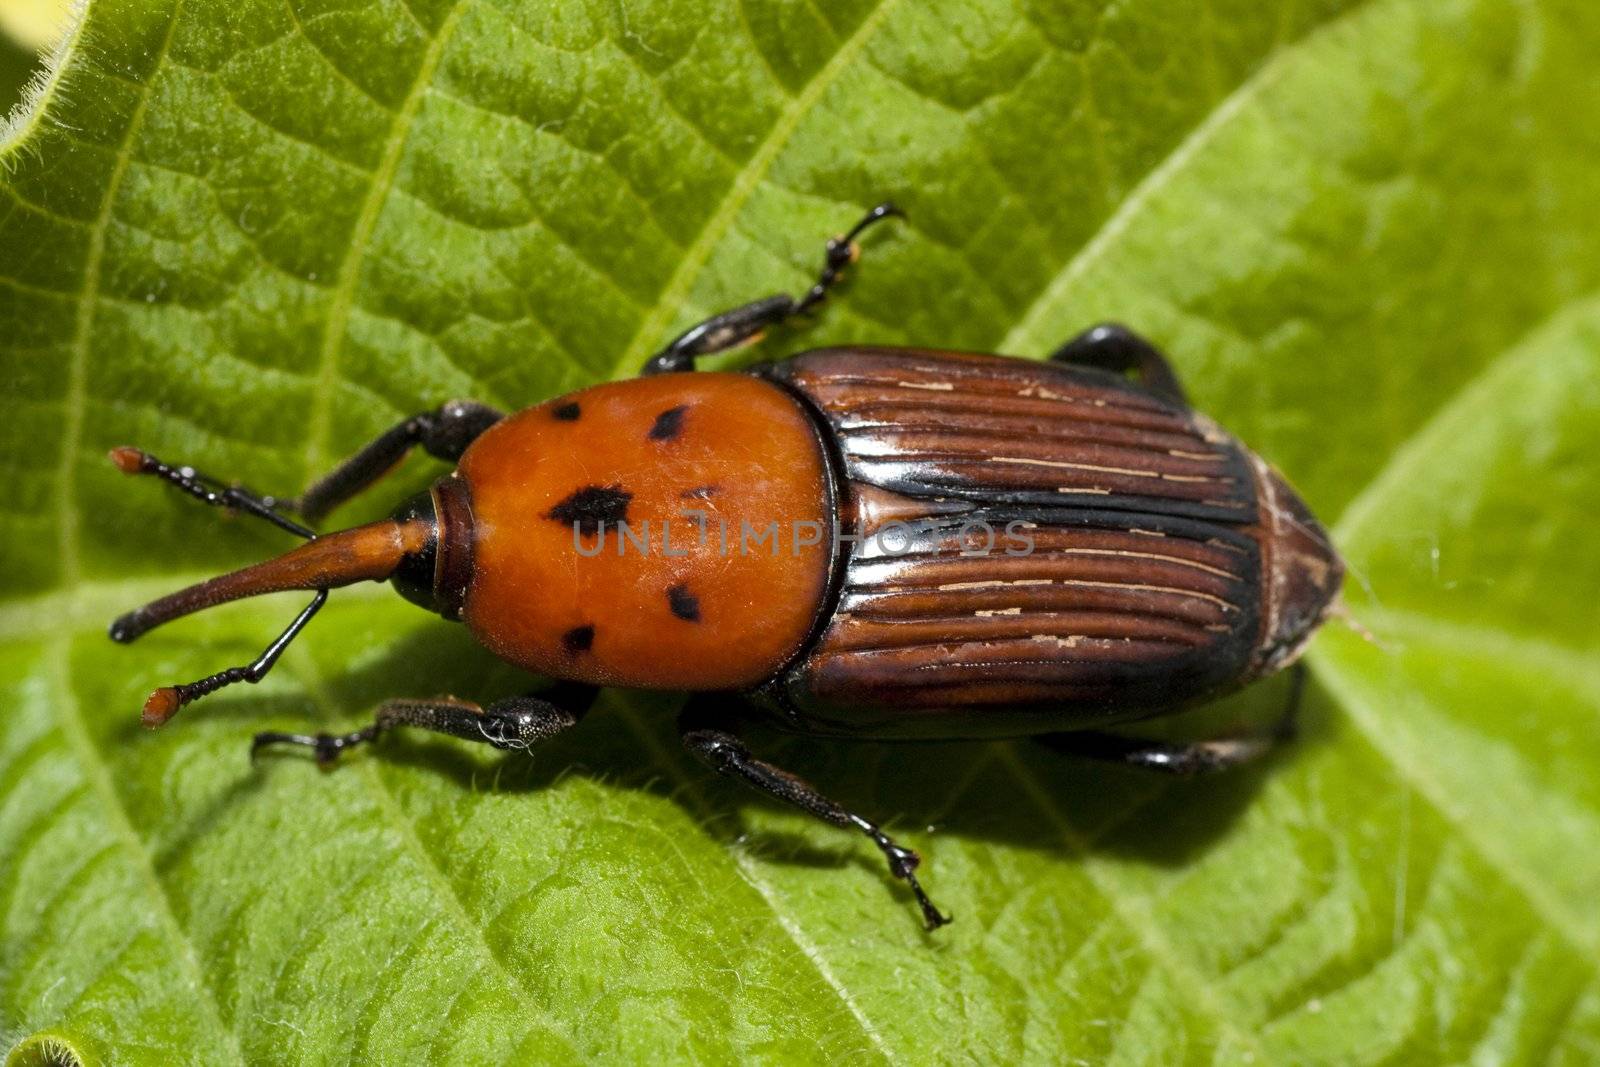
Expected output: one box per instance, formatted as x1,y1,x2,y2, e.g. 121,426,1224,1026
1257,467,1344,672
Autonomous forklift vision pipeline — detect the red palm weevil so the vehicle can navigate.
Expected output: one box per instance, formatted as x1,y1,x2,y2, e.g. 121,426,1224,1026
108,204,1343,929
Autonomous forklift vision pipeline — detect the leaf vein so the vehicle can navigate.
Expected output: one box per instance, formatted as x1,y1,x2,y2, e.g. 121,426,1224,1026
1313,657,1600,956
995,745,1279,1064
299,0,474,483
999,0,1385,355
612,704,900,1064
607,0,905,380
56,0,191,586
45,639,245,1061
288,656,584,1056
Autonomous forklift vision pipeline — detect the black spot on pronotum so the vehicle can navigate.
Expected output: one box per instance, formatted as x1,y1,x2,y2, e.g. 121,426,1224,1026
667,583,701,623
679,484,718,500
552,401,581,421
562,625,595,653
648,405,689,442
547,485,631,537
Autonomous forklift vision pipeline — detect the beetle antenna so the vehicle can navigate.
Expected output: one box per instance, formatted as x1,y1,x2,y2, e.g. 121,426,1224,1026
110,516,434,725
138,590,329,727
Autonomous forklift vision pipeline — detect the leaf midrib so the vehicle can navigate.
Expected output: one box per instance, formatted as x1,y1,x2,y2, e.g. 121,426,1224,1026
1311,290,1600,960
1312,652,1600,960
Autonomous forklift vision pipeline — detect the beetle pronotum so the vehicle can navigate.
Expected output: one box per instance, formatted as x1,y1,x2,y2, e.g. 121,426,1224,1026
109,204,1342,929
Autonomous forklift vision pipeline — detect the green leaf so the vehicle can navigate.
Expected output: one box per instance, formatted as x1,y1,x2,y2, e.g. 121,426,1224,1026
3,0,1598,1062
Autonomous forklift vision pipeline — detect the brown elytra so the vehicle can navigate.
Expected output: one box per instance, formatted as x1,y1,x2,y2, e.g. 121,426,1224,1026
761,348,1342,738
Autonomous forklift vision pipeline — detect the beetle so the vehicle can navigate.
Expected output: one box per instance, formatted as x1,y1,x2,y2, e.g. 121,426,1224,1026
108,203,1343,930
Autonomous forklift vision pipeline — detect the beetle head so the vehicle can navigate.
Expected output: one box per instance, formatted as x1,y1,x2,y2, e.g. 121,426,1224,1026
107,478,474,726
387,474,474,620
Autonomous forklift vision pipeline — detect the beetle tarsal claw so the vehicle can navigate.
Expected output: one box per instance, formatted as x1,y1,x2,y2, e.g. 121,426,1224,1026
903,873,952,931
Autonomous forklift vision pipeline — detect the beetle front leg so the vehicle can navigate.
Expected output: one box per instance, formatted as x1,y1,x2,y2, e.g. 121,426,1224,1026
1037,663,1304,775
679,705,950,930
642,202,901,375
1050,322,1188,406
251,683,597,766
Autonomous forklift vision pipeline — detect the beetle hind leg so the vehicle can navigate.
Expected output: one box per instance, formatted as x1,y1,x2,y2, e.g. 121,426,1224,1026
642,202,901,375
678,704,950,930
1037,728,1280,776
1050,322,1188,406
252,686,596,766
1037,663,1305,776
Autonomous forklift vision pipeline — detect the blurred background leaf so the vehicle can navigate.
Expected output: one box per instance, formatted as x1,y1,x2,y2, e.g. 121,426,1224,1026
0,37,39,112
2,0,1598,1063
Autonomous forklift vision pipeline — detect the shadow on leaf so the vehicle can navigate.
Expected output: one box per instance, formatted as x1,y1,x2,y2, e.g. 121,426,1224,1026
224,618,1345,881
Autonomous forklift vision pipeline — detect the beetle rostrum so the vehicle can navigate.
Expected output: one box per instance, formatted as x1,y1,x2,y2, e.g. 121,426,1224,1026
108,204,1342,932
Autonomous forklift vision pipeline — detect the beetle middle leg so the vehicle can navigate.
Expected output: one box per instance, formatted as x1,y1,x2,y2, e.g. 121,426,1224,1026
642,202,901,375
1050,322,1188,405
1036,663,1305,775
111,399,503,529
678,703,951,930
251,683,597,765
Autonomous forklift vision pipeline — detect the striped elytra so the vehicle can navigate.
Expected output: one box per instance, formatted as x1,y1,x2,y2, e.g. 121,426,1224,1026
759,348,1341,738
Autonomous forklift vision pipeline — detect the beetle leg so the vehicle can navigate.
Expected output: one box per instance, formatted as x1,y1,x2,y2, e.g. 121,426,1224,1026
678,706,951,930
251,683,597,765
642,202,901,375
1038,730,1280,775
1049,322,1189,406
1037,663,1305,775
